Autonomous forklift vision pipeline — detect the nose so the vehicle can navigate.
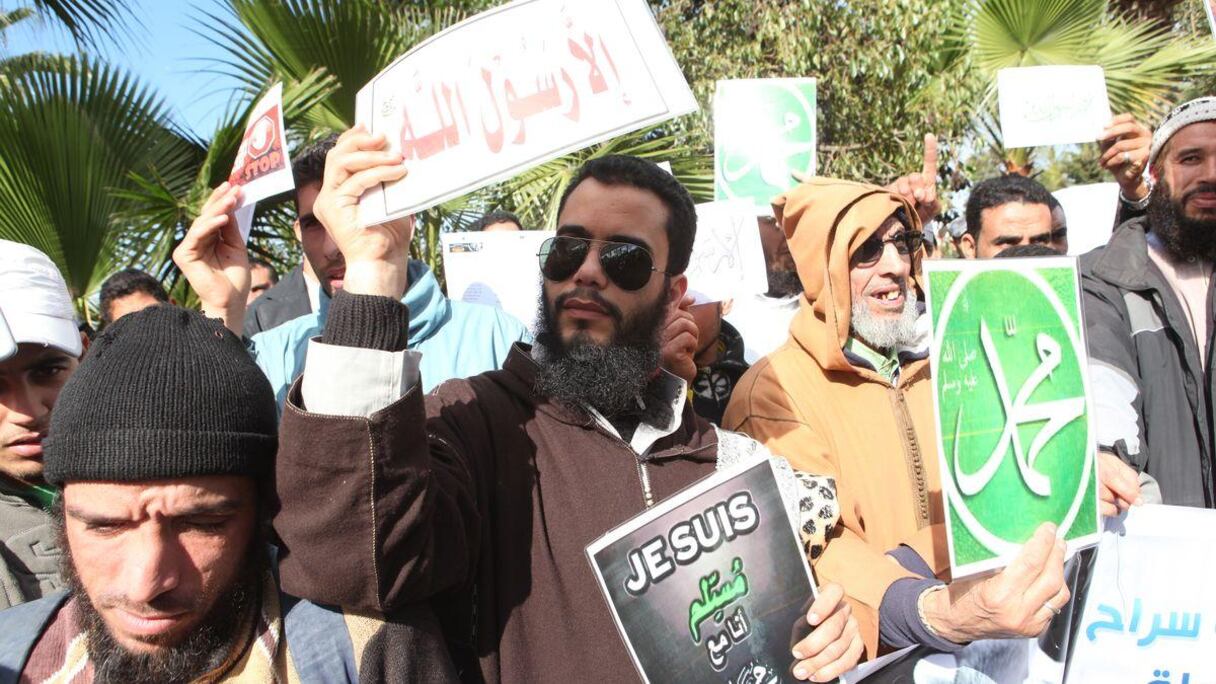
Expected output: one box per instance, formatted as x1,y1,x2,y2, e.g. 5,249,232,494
572,242,608,289
121,524,182,606
322,229,341,262
876,241,911,279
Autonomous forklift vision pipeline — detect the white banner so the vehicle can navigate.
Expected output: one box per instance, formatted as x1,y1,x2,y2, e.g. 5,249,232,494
228,83,294,242
1068,505,1214,683
356,0,698,226
686,201,768,304
998,66,1111,149
441,230,552,332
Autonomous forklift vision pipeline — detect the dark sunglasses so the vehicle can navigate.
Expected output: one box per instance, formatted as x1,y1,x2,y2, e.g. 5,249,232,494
853,230,925,266
537,235,669,291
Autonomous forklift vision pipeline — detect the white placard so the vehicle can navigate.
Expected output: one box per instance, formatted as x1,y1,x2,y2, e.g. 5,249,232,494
356,0,698,227
685,201,769,304
997,66,1112,149
1068,505,1216,683
1206,0,1216,40
1052,182,1120,256
228,83,294,242
441,230,552,331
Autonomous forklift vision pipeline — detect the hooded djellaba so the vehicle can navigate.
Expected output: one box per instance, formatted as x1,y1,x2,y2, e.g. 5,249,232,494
723,178,948,659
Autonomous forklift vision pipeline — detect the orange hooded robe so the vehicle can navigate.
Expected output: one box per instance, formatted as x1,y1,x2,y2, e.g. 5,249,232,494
723,178,949,659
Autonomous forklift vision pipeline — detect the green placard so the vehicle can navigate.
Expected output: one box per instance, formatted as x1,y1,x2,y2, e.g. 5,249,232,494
924,258,1100,577
713,79,817,215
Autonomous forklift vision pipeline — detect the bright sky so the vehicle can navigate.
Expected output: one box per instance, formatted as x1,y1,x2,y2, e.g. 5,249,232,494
1,0,243,136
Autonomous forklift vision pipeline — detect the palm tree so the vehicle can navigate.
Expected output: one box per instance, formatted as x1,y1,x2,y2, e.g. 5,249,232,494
0,56,196,323
952,0,1216,173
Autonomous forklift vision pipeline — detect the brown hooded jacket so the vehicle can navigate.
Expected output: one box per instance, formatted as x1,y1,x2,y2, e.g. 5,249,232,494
723,178,948,658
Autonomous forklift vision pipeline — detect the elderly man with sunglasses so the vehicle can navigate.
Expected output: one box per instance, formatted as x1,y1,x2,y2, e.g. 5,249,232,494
216,129,867,683
724,179,1070,663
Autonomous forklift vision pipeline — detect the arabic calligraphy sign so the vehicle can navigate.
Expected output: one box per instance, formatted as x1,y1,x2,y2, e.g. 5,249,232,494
713,79,817,215
925,258,1100,577
228,82,294,242
685,201,769,304
586,457,814,683
355,0,697,227
1069,505,1216,684
997,65,1112,149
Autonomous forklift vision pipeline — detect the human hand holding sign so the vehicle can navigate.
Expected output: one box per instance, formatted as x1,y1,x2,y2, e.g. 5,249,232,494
921,522,1070,644
790,582,863,682
1097,449,1142,517
885,134,941,225
1098,114,1151,201
660,294,698,383
312,125,414,299
173,182,250,334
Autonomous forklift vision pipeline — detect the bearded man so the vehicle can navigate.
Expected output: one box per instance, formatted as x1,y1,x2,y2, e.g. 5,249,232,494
1082,96,1216,509
0,305,455,683
215,127,867,683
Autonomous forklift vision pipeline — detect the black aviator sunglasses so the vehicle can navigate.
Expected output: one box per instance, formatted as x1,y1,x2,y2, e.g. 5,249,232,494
537,235,671,291
853,230,925,266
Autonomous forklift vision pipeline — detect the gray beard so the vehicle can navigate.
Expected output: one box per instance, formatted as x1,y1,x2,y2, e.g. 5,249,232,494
850,288,920,352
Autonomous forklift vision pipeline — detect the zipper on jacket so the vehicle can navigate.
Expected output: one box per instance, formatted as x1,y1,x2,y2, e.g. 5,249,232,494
890,387,931,528
635,458,656,508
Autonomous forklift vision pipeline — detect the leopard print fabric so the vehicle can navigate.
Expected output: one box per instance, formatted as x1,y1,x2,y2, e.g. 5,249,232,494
713,427,840,561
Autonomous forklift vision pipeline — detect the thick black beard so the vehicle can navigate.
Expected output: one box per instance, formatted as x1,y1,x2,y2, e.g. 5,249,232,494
766,269,804,298
55,508,266,684
532,284,668,418
1148,178,1216,262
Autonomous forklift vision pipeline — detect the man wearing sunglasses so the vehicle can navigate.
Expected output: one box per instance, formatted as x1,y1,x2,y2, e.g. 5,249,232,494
267,127,864,683
725,179,1070,664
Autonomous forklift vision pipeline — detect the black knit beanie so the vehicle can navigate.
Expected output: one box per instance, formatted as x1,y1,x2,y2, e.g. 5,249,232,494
43,305,278,485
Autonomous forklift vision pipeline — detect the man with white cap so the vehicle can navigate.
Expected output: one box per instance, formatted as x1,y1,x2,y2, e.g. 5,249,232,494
1081,96,1216,509
0,239,88,609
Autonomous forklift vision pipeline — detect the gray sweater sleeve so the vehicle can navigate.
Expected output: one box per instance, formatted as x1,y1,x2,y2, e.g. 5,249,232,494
878,546,964,653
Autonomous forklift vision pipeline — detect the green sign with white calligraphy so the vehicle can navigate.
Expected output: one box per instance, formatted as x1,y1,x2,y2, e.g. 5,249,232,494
713,79,817,215
925,258,1100,577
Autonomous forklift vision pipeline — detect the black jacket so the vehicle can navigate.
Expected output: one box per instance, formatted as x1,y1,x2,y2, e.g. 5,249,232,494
1080,216,1215,507
244,264,312,337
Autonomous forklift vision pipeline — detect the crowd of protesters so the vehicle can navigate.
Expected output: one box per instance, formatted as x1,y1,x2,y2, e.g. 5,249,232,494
0,87,1212,683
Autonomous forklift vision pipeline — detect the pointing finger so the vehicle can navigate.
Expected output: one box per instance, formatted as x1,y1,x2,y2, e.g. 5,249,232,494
922,133,939,181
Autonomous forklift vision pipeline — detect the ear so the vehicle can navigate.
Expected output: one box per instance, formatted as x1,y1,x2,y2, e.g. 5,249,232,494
958,233,977,259
667,273,688,309
292,219,302,243
78,331,90,357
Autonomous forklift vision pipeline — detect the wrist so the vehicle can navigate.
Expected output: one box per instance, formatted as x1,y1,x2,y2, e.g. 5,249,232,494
201,301,245,336
1119,179,1149,204
342,260,408,299
920,584,969,645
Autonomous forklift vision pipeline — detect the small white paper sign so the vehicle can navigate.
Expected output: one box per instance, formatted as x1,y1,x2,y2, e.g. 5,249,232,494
356,0,698,227
1052,182,1119,256
685,201,769,304
441,230,553,331
997,66,1111,149
228,83,294,242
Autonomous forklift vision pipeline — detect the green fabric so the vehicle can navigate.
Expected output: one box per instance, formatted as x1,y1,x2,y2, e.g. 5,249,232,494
845,336,900,383
0,475,56,510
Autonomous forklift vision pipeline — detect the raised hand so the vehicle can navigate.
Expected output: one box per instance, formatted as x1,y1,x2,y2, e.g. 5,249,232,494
660,294,698,383
173,182,250,334
886,134,941,225
1097,449,1142,517
312,125,414,298
1098,114,1152,201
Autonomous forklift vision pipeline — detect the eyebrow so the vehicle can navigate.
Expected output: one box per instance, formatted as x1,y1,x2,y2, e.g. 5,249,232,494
67,498,244,524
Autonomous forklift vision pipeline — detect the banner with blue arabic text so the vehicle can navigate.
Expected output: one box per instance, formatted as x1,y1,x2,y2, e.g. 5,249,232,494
1068,505,1214,683
586,457,815,683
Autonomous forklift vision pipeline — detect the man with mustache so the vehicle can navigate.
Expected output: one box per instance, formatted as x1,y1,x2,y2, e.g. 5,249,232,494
0,241,89,610
723,179,1069,661
178,135,530,406
1081,96,1216,509
0,305,456,683
268,127,863,683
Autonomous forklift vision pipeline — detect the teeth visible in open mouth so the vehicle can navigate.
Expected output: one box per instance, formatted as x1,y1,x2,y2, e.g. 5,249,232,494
874,290,901,301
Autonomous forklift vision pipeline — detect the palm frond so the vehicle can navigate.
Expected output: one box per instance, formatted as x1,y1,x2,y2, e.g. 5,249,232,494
26,0,136,50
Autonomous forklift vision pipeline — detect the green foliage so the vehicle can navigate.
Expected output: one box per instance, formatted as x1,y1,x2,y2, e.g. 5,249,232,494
0,56,194,322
